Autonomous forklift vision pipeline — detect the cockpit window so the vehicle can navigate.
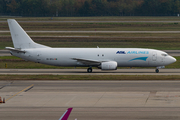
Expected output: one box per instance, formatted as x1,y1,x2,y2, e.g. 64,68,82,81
161,54,168,56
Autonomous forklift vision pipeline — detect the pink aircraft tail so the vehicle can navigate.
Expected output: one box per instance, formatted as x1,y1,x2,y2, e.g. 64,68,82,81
59,108,73,120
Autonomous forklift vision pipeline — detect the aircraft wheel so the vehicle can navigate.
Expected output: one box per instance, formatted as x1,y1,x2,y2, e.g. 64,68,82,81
87,68,92,73
155,69,159,73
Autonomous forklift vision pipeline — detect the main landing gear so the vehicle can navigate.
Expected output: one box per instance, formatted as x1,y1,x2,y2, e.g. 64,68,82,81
87,67,92,73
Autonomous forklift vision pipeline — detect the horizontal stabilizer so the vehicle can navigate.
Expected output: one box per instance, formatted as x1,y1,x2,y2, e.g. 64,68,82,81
5,47,26,53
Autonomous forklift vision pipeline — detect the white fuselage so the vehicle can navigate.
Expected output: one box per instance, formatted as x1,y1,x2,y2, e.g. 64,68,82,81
11,48,176,68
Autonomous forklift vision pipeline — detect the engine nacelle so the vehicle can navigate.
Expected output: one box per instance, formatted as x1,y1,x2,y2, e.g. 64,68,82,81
101,61,117,70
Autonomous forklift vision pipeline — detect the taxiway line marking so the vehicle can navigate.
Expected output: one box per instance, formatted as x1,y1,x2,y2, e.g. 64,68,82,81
5,84,34,102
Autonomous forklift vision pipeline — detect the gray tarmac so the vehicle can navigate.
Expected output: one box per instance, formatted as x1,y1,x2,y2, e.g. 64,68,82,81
0,50,11,56
1,80,180,120
0,68,179,75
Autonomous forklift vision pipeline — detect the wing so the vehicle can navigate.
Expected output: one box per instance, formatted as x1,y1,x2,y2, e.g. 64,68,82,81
72,58,103,66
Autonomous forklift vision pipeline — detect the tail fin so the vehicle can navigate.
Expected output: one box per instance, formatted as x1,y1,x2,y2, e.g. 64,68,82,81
7,19,49,49
59,108,73,120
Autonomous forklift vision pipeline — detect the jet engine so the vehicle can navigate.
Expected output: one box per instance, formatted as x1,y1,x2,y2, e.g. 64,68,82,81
101,61,117,70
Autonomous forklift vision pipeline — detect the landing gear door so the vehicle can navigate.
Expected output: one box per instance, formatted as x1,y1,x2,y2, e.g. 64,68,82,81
152,52,157,61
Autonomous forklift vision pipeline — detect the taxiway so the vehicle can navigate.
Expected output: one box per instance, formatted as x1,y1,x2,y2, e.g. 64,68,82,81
0,68,179,75
1,80,180,120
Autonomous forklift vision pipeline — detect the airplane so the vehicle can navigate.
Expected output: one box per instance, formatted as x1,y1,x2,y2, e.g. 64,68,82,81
59,108,73,120
6,19,176,73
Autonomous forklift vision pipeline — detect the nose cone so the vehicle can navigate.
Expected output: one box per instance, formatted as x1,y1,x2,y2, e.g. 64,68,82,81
168,56,176,64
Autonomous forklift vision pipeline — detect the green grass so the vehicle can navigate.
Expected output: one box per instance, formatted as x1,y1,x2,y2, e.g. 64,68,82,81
1,22,180,31
2,33,180,38
0,56,21,59
1,37,180,50
0,75,180,80
1,16,180,21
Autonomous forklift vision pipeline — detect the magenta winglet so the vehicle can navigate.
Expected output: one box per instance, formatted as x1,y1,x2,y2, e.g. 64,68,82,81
59,108,73,120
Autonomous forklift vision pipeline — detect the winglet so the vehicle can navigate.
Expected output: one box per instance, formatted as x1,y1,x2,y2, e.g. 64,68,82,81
59,108,73,120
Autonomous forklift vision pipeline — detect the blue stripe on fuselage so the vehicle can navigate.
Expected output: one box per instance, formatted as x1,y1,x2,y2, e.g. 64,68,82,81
129,57,148,62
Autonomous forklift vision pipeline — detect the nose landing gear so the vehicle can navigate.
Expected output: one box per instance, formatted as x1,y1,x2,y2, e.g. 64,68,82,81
155,69,159,73
155,66,165,73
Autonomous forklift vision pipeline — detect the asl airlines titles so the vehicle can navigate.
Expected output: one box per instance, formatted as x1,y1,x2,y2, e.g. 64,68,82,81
116,51,149,54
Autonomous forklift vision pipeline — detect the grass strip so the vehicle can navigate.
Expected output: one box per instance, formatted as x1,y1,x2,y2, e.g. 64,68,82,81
1,36,180,50
1,16,180,21
0,75,180,80
1,21,180,31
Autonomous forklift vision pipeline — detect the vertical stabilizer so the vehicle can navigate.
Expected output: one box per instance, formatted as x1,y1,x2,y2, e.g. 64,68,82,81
7,19,49,49
59,108,73,120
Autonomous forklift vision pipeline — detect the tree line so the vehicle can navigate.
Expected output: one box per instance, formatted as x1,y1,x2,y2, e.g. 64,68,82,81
0,0,180,16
